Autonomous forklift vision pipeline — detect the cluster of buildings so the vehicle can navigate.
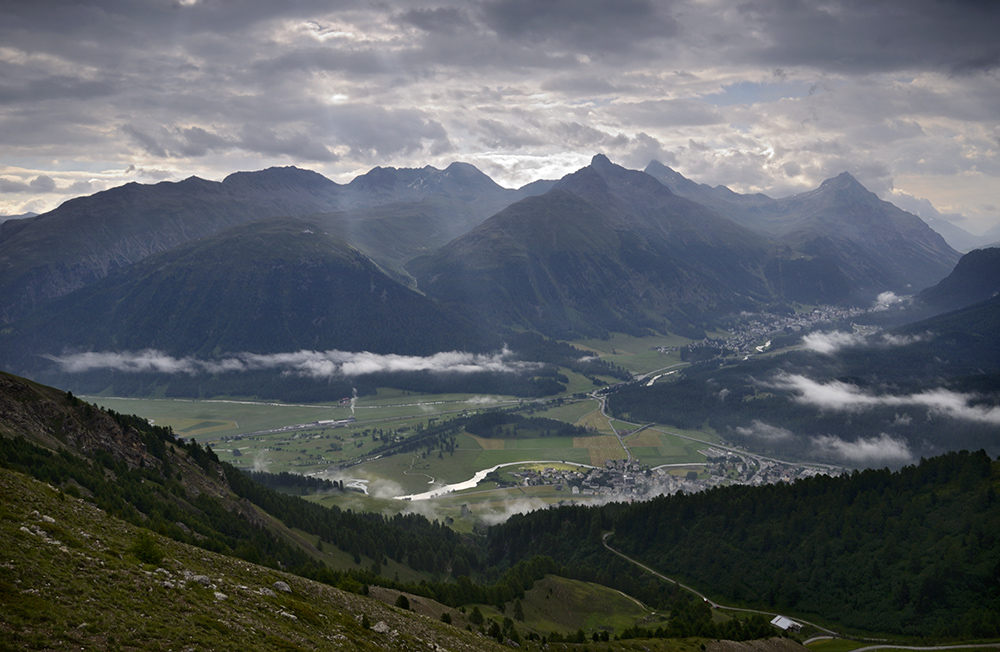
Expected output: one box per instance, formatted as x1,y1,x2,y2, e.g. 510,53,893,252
659,304,873,358
507,450,841,502
701,448,841,487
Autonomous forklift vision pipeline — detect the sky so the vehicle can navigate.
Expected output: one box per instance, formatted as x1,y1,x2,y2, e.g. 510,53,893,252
1,0,999,234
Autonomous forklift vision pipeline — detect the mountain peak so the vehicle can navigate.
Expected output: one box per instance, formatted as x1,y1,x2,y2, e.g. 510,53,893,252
590,153,614,170
222,166,338,192
819,171,866,191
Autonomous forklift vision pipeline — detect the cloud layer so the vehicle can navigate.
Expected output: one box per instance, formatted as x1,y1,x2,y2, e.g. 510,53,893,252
1,0,998,233
45,348,537,378
734,419,914,465
801,330,927,355
770,372,1000,425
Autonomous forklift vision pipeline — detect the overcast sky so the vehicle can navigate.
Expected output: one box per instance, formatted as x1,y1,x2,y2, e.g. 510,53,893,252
2,0,998,233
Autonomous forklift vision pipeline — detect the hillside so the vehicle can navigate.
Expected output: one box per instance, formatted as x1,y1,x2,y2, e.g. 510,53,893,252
917,247,1000,312
0,464,504,652
607,292,1000,465
0,168,342,324
0,217,553,399
0,370,483,588
489,450,1000,638
410,155,780,339
0,370,812,649
645,162,960,297
2,217,483,356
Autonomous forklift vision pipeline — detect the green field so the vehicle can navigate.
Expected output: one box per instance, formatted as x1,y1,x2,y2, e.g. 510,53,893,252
86,390,522,444
804,639,873,652
512,574,670,635
529,398,602,424
570,332,691,374
83,348,723,522
624,429,716,467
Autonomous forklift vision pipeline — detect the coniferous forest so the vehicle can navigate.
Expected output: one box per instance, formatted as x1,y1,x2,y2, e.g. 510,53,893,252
490,450,1000,638
2,379,999,641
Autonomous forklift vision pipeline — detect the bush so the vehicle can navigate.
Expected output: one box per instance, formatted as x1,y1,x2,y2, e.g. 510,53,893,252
395,594,410,610
129,532,164,565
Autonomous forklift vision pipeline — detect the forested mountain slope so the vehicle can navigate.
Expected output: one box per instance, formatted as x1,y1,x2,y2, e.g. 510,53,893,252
410,155,780,339
489,450,1000,638
645,161,960,298
0,167,342,323
917,247,1000,312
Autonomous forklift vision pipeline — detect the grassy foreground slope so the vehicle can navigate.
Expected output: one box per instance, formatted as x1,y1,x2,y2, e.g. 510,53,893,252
0,465,503,652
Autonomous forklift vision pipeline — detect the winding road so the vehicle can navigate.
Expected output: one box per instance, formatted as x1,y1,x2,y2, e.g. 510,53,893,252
600,533,1000,652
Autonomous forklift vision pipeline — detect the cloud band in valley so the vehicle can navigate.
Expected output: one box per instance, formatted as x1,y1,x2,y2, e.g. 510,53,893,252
769,372,1000,425
44,348,537,378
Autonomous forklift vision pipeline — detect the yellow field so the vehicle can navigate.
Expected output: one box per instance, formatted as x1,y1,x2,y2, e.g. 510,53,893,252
576,434,625,466
575,409,614,433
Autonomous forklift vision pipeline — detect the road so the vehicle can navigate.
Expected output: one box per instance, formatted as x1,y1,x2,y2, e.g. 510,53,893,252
592,388,633,462
601,533,838,635
601,533,1000,652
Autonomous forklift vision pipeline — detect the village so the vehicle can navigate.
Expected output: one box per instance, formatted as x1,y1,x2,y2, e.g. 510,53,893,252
503,449,843,501
657,304,874,359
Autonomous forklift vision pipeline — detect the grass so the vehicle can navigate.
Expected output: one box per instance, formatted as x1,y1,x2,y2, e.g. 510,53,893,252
529,398,602,424
494,574,672,638
0,465,506,652
84,381,726,523
804,639,873,652
569,332,692,374
576,408,617,433
87,390,521,446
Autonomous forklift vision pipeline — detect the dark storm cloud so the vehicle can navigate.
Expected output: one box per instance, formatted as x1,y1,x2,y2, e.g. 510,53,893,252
481,0,676,53
0,178,31,193
121,124,169,158
177,127,231,158
734,0,1000,74
2,0,998,229
398,7,475,34
324,105,452,161
238,126,339,162
0,76,118,104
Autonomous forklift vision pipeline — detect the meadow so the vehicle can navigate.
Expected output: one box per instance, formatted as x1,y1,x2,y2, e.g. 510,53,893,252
85,337,720,522
569,332,692,374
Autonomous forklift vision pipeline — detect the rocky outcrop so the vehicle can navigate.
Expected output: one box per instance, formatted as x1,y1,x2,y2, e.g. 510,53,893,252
0,371,153,469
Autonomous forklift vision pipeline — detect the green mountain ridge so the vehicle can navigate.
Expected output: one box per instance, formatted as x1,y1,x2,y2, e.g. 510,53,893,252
1,217,553,399
916,246,1000,312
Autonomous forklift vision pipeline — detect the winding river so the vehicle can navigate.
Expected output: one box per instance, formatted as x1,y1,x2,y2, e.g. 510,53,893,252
393,460,598,501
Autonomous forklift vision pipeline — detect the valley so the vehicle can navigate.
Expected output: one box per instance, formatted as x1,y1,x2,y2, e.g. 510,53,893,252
2,154,998,650
82,326,845,529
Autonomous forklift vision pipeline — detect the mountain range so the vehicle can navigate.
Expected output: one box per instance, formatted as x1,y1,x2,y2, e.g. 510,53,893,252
645,161,960,294
0,154,975,399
